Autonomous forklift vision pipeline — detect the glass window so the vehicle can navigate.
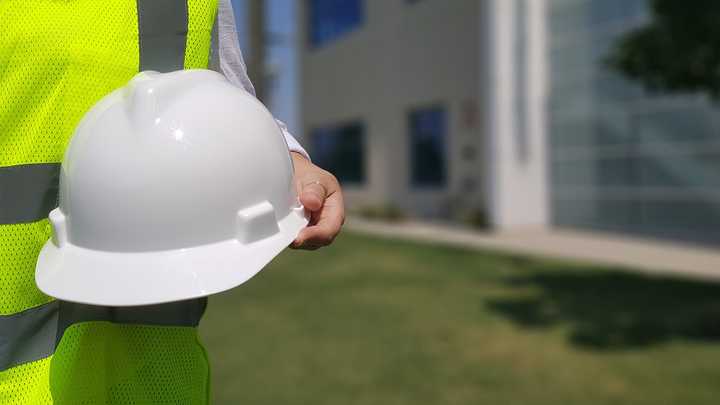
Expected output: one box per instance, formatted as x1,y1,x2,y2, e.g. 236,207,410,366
409,106,447,187
308,0,364,48
638,151,720,189
632,105,720,145
548,0,720,245
311,122,365,184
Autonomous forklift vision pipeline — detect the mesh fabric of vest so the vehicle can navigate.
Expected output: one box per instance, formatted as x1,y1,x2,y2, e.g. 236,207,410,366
0,1,217,403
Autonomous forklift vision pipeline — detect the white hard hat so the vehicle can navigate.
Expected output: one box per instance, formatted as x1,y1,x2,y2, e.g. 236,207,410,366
35,70,308,306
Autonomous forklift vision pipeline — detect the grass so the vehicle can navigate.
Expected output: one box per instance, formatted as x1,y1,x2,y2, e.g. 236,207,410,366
200,231,720,405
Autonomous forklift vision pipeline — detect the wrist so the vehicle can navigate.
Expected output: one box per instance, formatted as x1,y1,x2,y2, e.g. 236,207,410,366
291,151,311,168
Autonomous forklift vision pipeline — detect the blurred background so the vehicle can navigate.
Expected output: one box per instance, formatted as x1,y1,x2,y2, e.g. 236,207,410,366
202,1,720,403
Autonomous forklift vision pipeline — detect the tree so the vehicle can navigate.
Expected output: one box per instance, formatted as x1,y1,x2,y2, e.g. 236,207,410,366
606,0,720,99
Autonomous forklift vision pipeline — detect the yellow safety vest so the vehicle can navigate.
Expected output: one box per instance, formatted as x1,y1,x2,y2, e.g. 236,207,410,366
0,1,218,403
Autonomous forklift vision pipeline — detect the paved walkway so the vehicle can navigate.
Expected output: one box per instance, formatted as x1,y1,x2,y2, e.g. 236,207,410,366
346,217,720,282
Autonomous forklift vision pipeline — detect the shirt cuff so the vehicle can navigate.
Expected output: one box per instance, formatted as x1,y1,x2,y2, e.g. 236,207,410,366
276,119,310,161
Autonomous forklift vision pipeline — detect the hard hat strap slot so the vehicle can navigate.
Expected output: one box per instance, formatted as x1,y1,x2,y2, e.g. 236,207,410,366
236,201,279,244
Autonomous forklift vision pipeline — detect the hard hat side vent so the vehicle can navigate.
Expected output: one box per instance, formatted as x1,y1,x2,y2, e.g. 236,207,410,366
236,201,279,244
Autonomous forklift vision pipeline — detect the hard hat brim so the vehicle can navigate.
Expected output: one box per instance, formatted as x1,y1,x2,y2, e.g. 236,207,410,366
35,210,307,306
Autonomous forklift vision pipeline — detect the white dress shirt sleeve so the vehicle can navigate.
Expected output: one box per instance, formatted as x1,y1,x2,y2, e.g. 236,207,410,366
210,0,310,160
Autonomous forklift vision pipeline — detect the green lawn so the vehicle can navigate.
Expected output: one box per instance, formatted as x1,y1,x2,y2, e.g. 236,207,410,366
200,231,720,405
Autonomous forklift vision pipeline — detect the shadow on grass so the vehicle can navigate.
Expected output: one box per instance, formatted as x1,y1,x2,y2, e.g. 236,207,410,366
486,263,720,350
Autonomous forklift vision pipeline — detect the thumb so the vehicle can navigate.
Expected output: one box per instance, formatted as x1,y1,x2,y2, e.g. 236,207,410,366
299,180,327,211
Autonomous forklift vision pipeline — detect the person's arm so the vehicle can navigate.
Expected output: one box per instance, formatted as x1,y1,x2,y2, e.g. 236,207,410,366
213,0,344,249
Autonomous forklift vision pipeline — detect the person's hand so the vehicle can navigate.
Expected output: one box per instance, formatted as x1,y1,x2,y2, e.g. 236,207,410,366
290,152,345,250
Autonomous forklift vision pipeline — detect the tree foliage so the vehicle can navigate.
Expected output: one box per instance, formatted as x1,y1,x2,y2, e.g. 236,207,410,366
607,0,720,98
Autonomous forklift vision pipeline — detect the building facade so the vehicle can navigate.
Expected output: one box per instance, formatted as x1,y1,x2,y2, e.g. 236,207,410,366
299,0,485,220
299,0,720,246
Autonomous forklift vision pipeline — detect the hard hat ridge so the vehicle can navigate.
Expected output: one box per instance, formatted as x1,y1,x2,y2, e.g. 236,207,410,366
125,70,225,130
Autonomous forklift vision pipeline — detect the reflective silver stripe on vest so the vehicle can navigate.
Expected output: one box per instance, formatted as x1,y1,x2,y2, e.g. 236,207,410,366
0,301,59,371
0,163,60,225
55,298,207,345
0,299,206,370
137,0,189,72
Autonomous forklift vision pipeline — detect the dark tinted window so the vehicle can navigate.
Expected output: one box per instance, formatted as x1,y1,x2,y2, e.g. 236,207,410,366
311,122,365,184
308,0,364,48
409,106,447,187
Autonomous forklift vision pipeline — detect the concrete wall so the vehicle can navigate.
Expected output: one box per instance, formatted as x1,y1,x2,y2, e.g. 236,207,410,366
299,0,483,218
482,0,549,229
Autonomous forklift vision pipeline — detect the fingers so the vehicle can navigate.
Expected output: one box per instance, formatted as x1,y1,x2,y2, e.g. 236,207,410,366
289,153,345,250
291,192,345,250
299,181,327,212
